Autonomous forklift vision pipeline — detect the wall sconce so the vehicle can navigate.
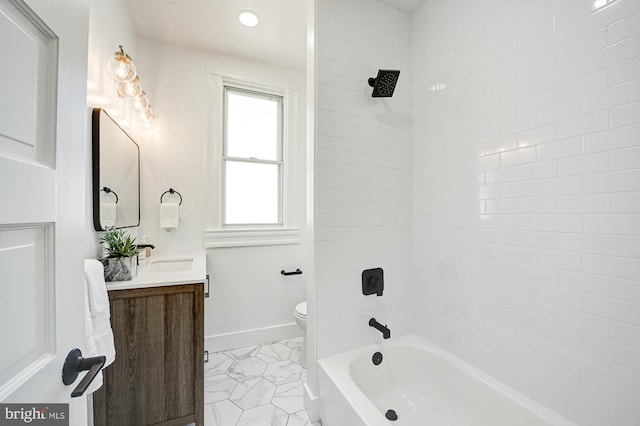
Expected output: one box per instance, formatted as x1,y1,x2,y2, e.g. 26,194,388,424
109,45,155,128
107,45,136,83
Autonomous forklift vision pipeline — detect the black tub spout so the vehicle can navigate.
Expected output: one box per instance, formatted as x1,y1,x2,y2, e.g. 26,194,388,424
369,318,391,339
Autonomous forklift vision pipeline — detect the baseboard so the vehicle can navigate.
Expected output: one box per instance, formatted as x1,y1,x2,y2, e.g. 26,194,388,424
205,322,301,352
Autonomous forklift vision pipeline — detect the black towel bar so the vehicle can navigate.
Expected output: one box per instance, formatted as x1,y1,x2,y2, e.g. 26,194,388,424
160,188,183,205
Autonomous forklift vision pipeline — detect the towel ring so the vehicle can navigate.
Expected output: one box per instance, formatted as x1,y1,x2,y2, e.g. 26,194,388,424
160,188,182,205
101,187,119,203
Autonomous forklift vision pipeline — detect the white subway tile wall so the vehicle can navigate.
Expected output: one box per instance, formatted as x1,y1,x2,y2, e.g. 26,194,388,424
413,0,640,425
316,0,413,359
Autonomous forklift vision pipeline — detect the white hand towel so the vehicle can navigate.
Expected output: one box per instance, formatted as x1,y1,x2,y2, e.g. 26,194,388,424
100,202,117,228
84,288,103,394
159,202,180,230
85,259,110,315
84,259,116,394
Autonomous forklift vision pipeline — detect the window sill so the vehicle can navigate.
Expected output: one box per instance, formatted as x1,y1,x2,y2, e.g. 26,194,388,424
204,227,300,248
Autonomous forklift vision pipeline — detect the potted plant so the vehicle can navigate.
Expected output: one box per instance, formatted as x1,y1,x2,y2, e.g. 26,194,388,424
100,228,141,281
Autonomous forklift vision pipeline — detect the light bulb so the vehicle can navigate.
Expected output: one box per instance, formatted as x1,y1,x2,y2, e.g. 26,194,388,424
108,45,137,83
124,80,141,97
116,77,141,98
139,107,154,122
139,107,155,129
131,92,148,111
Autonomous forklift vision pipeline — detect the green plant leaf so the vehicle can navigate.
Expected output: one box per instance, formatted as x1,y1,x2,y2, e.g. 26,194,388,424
100,229,141,258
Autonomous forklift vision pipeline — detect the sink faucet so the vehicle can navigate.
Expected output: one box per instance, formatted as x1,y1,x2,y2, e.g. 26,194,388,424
136,243,156,262
369,318,390,339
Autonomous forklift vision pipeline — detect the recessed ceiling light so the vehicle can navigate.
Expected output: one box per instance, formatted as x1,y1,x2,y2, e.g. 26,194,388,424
593,0,615,9
238,10,259,27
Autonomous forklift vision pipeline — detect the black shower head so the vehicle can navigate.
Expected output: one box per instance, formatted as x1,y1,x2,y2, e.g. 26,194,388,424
368,69,400,97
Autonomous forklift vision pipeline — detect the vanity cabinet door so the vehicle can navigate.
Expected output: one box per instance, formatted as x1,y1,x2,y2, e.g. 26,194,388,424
93,283,204,426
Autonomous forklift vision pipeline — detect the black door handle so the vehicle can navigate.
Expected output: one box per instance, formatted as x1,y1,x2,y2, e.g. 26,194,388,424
62,348,106,398
281,268,303,276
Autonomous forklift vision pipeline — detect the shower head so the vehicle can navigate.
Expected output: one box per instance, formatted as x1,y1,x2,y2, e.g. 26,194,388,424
368,69,400,98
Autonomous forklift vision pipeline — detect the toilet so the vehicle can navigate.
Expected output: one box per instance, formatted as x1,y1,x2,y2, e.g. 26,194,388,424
293,301,307,367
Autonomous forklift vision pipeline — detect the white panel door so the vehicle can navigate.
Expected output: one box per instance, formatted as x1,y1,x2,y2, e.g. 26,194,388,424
0,0,89,423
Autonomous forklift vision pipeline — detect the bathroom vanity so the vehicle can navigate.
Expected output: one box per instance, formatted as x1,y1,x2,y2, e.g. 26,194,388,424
93,253,206,426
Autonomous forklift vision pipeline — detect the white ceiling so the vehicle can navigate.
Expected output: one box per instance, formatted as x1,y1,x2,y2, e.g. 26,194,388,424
128,0,309,70
127,0,426,71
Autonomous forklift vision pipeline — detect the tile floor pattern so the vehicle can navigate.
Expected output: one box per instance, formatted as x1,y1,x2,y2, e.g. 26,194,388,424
204,338,322,426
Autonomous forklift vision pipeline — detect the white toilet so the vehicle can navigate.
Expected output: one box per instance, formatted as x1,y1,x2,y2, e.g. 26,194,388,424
293,301,307,367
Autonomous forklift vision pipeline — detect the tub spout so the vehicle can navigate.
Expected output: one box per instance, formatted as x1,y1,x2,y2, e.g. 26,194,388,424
369,318,391,339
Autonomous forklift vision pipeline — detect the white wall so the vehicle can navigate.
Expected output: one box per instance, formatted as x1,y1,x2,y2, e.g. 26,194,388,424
412,0,640,424
315,0,413,359
134,39,308,348
86,0,141,257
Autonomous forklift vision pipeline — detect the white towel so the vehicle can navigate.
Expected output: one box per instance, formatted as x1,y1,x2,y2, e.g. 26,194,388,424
85,259,110,315
84,259,116,394
100,202,117,228
83,289,102,394
159,202,180,231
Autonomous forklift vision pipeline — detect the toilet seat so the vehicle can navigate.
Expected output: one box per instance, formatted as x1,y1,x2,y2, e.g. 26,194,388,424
294,301,307,319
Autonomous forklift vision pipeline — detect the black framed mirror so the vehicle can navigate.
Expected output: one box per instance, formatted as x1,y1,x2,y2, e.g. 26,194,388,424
92,108,140,231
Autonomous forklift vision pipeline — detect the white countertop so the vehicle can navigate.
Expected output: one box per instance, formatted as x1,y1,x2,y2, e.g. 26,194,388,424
106,252,207,291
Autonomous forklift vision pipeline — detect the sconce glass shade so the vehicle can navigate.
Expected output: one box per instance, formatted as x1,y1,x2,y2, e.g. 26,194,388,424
108,45,137,83
139,107,155,129
139,107,155,122
131,92,148,111
116,76,142,98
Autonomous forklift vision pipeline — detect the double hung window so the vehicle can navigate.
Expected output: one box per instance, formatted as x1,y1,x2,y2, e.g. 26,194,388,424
223,87,283,226
204,61,301,248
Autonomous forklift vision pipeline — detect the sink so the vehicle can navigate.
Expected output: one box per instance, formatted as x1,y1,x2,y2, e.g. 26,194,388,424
105,252,206,291
144,258,193,273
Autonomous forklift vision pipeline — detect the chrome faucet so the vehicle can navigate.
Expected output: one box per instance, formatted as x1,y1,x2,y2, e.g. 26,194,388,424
369,318,390,339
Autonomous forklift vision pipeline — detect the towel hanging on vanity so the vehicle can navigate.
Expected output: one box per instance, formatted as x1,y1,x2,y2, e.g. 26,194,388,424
83,259,116,394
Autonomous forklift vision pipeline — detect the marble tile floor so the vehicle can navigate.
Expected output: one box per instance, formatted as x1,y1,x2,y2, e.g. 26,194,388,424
204,337,322,426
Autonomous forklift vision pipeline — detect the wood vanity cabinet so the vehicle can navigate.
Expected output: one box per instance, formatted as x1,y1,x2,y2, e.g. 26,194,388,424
93,283,204,426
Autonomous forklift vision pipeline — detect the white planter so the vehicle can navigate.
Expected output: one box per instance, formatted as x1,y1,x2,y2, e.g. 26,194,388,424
102,256,137,281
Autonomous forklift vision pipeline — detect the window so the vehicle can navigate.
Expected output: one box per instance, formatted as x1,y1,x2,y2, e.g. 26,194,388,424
223,87,283,225
204,60,303,248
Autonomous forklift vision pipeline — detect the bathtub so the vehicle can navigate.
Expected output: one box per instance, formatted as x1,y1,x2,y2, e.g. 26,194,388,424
318,334,575,426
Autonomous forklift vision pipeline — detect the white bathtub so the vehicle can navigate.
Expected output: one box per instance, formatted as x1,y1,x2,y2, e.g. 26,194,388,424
318,334,575,426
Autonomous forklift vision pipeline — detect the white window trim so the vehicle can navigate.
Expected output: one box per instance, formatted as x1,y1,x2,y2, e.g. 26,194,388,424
204,59,301,248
